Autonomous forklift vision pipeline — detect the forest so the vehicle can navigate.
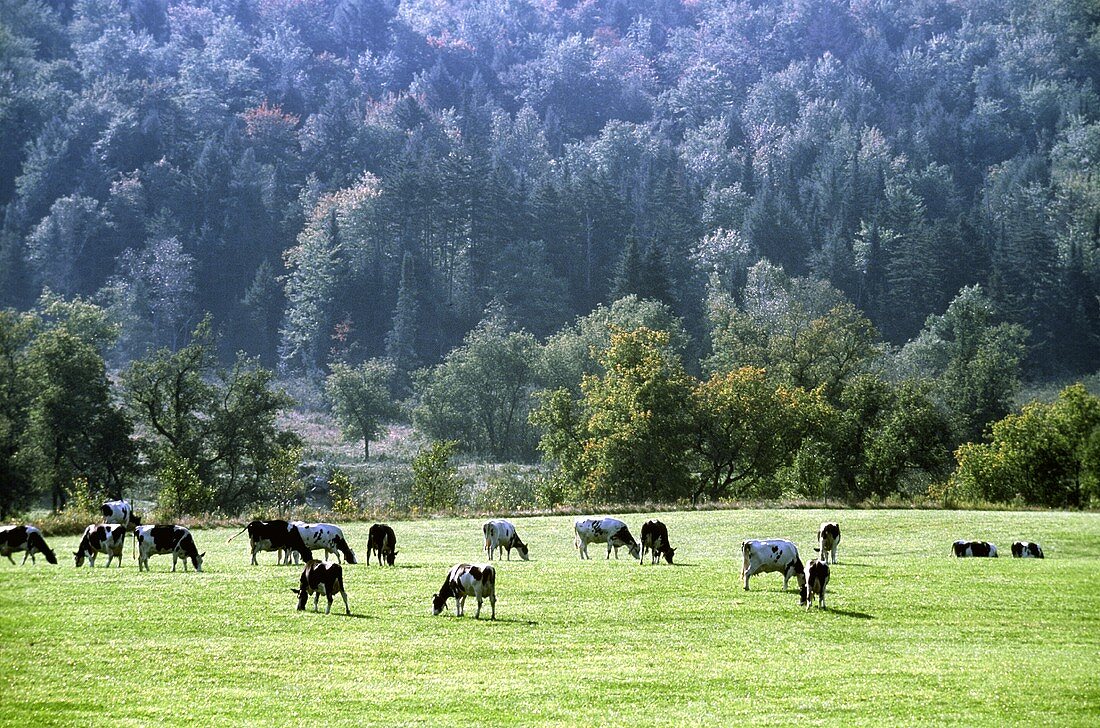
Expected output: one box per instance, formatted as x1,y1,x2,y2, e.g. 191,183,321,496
1,0,1099,518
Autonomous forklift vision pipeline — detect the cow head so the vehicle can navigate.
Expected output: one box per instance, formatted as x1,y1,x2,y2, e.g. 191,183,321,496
385,550,397,566
431,592,449,616
516,542,530,561
789,557,806,588
73,550,86,567
193,552,206,572
661,546,675,565
130,513,142,528
799,583,809,606
292,587,308,611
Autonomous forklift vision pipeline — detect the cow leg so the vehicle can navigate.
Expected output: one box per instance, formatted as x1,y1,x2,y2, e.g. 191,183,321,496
172,553,179,572
5,554,14,565
820,585,826,609
475,596,482,619
325,592,334,614
21,551,29,565
490,591,496,620
251,546,259,566
606,543,612,560
340,586,350,615
742,568,750,591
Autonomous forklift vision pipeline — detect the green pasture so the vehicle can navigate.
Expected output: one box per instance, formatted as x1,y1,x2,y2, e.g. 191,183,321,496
1,509,1098,726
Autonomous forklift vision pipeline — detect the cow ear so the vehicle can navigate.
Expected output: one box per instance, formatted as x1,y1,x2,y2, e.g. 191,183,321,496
291,588,300,594
199,552,206,558
814,547,821,552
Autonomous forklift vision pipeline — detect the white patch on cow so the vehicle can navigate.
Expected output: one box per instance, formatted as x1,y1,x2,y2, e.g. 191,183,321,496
287,522,355,564
741,539,804,591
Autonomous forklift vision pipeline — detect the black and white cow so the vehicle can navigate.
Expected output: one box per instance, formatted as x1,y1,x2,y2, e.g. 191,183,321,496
284,522,356,564
816,522,841,564
952,540,998,557
0,525,58,565
366,523,398,566
227,520,313,565
293,560,350,614
741,539,805,591
135,525,205,572
574,517,640,560
1011,541,1044,558
639,519,675,565
483,519,529,561
74,524,126,567
101,500,140,529
800,559,830,610
432,563,496,620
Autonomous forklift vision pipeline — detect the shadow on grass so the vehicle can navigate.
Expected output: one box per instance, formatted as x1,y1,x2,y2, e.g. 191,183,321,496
826,608,874,619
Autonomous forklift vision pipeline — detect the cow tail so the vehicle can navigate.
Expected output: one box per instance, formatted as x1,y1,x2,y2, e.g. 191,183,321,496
226,525,249,543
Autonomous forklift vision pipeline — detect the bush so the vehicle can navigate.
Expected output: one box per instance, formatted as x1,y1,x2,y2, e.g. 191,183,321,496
410,440,466,511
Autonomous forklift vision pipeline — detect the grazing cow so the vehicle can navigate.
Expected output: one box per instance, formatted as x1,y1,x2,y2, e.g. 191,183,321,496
74,524,126,567
483,519,529,561
136,525,205,572
1011,541,1044,559
741,539,805,591
800,559,830,610
101,500,140,528
432,563,496,620
366,523,398,566
293,560,350,615
574,517,640,560
816,522,841,564
227,520,313,565
284,522,357,564
952,540,998,558
639,519,675,565
0,525,58,565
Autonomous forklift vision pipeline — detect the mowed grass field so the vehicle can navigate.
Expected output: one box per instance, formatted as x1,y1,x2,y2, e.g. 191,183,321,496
1,509,1098,727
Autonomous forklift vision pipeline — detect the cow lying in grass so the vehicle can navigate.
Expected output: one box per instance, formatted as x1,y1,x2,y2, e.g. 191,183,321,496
0,526,57,565
432,563,496,620
953,540,998,557
1011,541,1043,558
293,560,350,615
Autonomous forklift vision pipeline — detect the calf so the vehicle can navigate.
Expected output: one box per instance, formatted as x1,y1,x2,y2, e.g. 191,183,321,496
1011,541,1044,559
285,522,356,564
227,520,313,565
293,560,350,614
952,540,998,558
0,525,58,565
483,519,529,561
741,539,805,591
74,524,126,567
574,517,640,560
800,559,830,610
366,523,398,566
432,563,496,620
136,525,205,572
101,500,140,528
639,519,675,565
816,522,841,564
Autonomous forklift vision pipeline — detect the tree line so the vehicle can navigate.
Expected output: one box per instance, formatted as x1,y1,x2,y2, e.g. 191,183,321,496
0,0,1097,381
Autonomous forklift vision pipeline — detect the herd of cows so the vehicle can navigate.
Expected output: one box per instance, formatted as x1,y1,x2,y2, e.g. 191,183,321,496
0,501,1048,619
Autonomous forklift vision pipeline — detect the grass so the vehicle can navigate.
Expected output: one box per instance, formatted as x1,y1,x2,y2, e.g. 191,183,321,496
1,509,1098,726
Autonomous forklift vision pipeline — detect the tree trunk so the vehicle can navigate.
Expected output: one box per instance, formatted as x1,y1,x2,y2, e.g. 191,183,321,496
363,437,370,462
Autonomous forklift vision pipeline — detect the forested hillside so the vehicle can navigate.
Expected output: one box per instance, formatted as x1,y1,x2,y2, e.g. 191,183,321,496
2,0,1098,372
2,0,1100,516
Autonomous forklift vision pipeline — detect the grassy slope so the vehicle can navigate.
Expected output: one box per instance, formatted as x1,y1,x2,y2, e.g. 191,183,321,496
1,509,1098,727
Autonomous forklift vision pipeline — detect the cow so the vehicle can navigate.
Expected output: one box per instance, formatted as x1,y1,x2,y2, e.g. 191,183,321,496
953,540,998,558
574,517,640,560
816,522,841,564
283,522,357,564
639,519,675,565
0,525,58,565
432,563,496,620
741,539,805,591
366,523,398,566
483,519,529,561
136,525,205,572
800,559,830,610
1011,541,1044,559
292,560,350,615
101,500,141,529
227,520,313,565
74,524,126,567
